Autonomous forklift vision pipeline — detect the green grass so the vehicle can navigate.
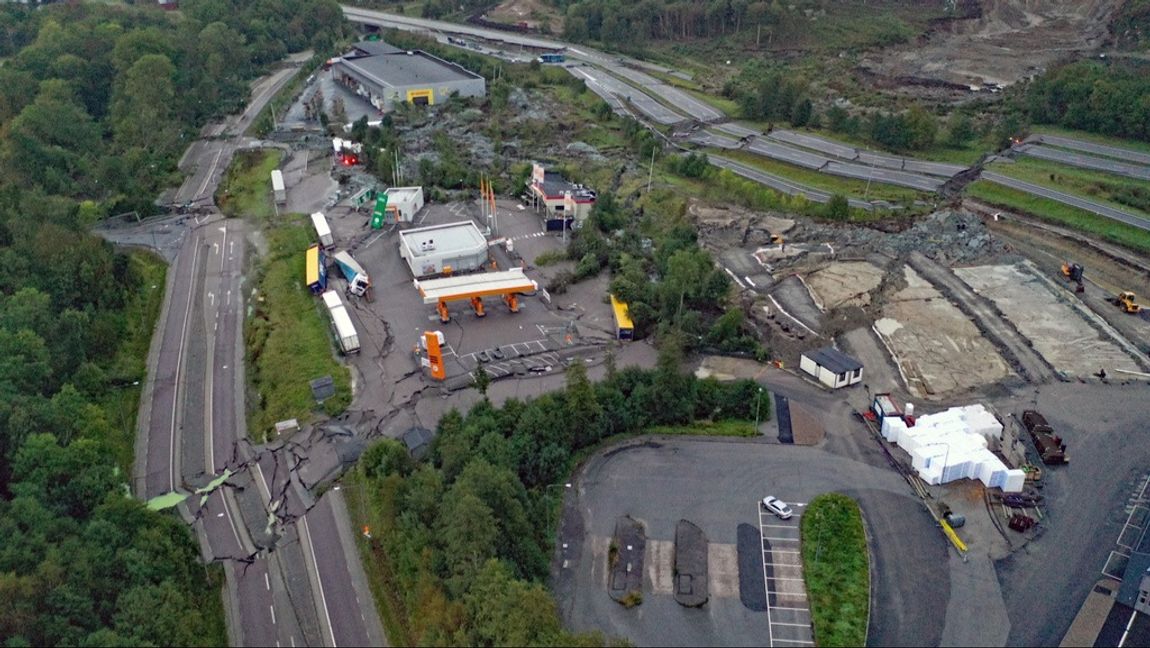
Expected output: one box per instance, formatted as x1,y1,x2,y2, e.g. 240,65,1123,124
993,156,1150,205
966,180,1150,254
1031,125,1150,156
718,149,926,203
802,493,870,648
343,469,415,647
688,88,739,118
217,149,284,221
100,251,167,474
985,159,1150,217
246,223,352,440
648,420,758,437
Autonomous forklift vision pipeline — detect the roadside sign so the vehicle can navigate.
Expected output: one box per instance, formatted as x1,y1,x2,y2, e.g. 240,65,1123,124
371,194,388,229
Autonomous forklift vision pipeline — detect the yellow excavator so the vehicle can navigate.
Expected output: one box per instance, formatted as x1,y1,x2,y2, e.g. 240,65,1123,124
1061,262,1085,293
1116,291,1142,314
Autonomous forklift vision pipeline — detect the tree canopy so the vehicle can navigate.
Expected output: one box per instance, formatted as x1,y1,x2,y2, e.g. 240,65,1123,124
0,2,347,644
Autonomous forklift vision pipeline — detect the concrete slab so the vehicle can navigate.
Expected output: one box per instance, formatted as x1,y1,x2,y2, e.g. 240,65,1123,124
953,264,1142,378
804,261,885,310
875,266,1013,399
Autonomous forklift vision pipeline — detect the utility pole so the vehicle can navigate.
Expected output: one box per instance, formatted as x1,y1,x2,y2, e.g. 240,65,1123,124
646,145,656,194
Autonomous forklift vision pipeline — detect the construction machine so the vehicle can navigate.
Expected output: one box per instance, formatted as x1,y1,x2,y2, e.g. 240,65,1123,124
1116,291,1142,314
1060,262,1085,293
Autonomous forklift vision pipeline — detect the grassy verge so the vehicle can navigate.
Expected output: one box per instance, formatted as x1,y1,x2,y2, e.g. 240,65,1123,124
342,470,414,646
246,223,351,440
966,179,1150,254
802,493,870,648
992,156,1150,206
217,150,284,221
719,149,926,203
102,250,167,474
648,420,757,437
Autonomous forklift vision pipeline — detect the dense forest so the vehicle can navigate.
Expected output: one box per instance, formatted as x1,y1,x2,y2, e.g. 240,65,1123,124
1025,59,1150,143
0,1,346,644
356,352,765,645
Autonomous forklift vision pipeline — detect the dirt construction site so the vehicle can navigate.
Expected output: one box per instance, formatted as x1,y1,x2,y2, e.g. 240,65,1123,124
695,201,1150,402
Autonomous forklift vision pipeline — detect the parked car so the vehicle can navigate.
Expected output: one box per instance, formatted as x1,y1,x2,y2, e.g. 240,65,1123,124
762,496,793,520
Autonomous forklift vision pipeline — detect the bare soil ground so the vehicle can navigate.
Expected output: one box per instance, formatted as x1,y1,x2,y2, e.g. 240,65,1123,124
487,0,564,33
954,263,1145,377
875,266,1014,399
861,0,1122,87
804,261,885,310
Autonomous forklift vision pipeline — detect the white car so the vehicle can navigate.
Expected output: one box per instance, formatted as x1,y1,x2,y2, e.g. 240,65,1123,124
762,496,793,520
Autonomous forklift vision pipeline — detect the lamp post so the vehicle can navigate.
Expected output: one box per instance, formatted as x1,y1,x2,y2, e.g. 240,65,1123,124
754,387,764,431
926,441,952,482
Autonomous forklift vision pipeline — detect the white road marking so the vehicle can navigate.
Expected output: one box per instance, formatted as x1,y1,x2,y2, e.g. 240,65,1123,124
168,242,201,491
300,516,337,647
270,604,277,624
265,573,271,590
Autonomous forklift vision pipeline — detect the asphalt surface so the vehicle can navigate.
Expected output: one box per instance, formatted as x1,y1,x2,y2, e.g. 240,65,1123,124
690,130,743,149
568,65,684,125
555,438,947,647
824,161,946,192
602,62,722,122
1032,134,1150,167
708,154,877,211
127,54,387,646
987,382,1150,647
341,7,721,123
1017,143,1150,181
766,130,859,162
713,122,762,139
981,171,1150,232
747,138,829,170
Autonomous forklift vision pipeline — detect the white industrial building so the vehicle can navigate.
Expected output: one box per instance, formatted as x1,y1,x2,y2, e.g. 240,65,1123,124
385,186,425,223
398,221,489,278
800,346,863,389
332,41,486,111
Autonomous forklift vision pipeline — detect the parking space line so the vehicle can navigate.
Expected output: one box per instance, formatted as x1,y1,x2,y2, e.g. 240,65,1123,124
770,605,810,611
771,639,814,645
765,575,807,582
771,622,813,628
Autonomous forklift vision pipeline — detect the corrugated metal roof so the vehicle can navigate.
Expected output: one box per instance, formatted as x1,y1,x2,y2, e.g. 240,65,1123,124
803,346,863,374
338,44,482,89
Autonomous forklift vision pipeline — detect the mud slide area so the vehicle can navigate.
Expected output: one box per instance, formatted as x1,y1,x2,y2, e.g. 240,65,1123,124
862,0,1122,88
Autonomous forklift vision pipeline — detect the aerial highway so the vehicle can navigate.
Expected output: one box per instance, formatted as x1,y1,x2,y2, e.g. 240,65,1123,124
568,66,686,125
125,54,386,646
1031,134,1150,167
1017,143,1150,180
341,6,718,123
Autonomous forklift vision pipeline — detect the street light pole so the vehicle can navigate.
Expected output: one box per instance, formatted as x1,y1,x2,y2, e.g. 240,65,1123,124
755,387,764,431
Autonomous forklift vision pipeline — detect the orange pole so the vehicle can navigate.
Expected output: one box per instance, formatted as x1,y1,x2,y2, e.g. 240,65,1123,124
470,296,485,317
437,301,450,323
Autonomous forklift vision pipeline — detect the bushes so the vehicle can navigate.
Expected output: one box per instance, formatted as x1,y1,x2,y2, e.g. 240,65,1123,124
353,357,765,645
802,494,870,648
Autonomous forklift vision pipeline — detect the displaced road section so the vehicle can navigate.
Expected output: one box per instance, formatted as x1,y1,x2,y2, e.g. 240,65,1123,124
981,171,1150,232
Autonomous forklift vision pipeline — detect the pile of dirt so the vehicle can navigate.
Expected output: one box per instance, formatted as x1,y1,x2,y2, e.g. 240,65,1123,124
691,201,796,248
803,209,1012,266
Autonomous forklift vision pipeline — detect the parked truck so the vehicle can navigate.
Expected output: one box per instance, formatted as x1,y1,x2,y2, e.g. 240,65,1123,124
1021,410,1068,465
311,211,334,249
321,290,360,354
271,170,286,205
332,250,371,298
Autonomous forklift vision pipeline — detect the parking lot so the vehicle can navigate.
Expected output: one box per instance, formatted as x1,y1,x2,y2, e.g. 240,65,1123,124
555,438,946,647
757,502,814,646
